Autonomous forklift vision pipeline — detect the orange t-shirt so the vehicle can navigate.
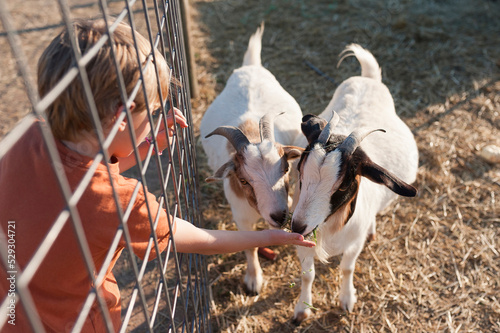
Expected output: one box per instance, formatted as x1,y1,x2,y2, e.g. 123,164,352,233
0,122,175,332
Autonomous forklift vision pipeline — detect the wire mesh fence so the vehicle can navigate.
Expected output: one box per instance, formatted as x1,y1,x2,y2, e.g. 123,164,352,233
0,0,211,332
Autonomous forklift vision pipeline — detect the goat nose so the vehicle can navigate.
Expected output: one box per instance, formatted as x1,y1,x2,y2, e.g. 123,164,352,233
270,210,287,226
291,220,307,235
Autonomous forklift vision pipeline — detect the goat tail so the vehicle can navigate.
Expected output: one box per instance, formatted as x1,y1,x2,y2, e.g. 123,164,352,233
337,44,382,82
242,22,264,66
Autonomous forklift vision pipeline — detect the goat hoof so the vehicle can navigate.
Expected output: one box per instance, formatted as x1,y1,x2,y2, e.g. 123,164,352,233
243,285,259,296
292,309,310,325
340,294,356,312
243,271,263,295
243,281,262,296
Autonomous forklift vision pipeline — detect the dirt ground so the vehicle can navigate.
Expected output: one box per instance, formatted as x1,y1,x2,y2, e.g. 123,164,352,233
188,0,500,332
1,0,499,332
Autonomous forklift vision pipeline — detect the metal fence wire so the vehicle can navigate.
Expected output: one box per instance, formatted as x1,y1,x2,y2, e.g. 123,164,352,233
0,0,212,332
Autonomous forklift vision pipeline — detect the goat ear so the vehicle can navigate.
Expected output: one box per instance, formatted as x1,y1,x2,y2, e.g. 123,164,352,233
206,160,235,183
301,114,327,144
361,162,417,197
283,146,304,160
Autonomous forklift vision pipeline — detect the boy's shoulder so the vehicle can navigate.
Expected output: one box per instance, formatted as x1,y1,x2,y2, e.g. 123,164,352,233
1,119,156,213
1,120,130,193
1,121,48,172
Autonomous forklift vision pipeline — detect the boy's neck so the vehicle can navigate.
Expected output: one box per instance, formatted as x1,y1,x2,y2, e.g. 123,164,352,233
61,135,103,159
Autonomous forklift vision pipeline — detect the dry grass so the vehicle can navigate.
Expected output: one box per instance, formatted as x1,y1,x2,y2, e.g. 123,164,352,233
1,0,499,332
189,0,500,332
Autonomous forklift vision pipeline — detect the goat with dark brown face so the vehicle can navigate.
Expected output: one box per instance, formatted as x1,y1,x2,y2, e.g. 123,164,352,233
290,44,419,324
292,113,416,236
200,24,304,294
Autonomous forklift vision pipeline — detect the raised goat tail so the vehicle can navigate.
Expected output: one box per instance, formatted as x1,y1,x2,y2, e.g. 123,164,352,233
243,22,264,66
337,44,382,82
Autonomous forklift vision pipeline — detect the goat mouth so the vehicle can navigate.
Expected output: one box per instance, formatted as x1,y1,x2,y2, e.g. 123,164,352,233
266,219,281,228
304,226,319,243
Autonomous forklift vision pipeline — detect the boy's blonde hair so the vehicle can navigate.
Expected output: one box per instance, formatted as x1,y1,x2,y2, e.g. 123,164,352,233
38,19,170,141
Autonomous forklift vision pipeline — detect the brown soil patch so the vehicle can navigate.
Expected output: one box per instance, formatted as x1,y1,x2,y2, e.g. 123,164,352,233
189,0,500,332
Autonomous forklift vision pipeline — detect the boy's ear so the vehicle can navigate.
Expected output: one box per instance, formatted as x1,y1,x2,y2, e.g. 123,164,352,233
114,102,136,131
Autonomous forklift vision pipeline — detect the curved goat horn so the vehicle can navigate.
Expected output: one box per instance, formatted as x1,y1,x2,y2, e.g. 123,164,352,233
317,110,340,144
205,126,251,152
259,112,284,142
338,128,386,155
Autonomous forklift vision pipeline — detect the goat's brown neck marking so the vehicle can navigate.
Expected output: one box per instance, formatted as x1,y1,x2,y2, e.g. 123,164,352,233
326,174,360,231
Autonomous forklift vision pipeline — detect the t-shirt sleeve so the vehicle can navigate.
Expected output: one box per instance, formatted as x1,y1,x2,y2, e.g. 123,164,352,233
122,188,176,260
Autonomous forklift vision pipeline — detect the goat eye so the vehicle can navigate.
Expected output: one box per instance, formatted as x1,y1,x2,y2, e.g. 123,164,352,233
284,164,290,174
240,178,248,185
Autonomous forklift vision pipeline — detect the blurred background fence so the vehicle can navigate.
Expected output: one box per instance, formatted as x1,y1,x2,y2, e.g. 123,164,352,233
0,0,212,332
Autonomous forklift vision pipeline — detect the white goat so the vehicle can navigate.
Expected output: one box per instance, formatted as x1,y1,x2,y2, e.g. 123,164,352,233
200,23,303,294
290,44,418,323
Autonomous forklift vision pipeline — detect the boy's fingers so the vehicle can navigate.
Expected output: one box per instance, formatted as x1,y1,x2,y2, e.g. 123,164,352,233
291,233,316,247
268,230,315,247
166,108,188,128
173,108,188,126
175,114,188,128
297,240,316,248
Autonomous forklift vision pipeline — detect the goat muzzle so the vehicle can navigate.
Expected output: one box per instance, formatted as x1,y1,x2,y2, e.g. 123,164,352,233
270,209,288,226
290,219,308,235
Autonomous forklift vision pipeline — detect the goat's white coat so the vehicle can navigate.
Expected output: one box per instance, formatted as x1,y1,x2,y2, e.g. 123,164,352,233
292,44,418,319
199,24,303,293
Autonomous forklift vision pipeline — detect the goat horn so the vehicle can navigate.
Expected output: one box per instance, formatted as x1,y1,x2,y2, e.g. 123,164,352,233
317,110,340,144
205,126,251,152
259,112,284,142
338,128,386,155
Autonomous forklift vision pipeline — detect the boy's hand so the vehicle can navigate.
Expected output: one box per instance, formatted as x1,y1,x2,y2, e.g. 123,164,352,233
266,230,316,248
155,108,188,152
166,107,188,132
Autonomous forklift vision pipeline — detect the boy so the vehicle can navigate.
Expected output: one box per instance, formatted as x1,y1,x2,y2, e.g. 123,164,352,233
0,19,314,332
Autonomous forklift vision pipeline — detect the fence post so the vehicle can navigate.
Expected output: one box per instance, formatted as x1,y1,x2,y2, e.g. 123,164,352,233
179,0,199,99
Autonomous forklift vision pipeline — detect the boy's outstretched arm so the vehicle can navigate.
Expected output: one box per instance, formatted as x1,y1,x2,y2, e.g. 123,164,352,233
172,219,315,255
